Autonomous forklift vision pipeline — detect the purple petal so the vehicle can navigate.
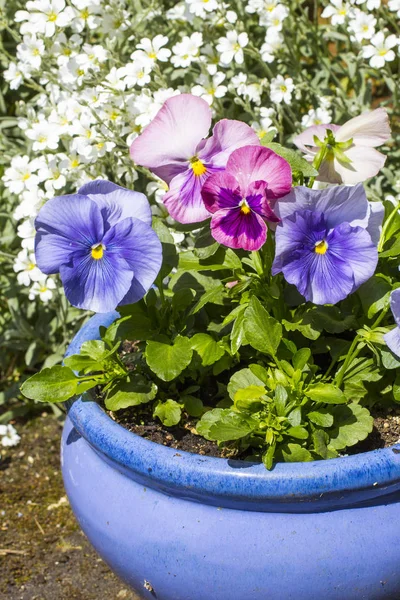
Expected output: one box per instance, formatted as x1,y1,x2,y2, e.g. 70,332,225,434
60,250,133,313
78,180,152,227
246,180,279,222
102,217,162,304
210,207,267,251
389,288,400,328
201,171,242,213
35,195,103,274
199,119,260,166
366,201,384,247
225,145,292,201
384,327,400,357
163,168,212,223
130,94,212,184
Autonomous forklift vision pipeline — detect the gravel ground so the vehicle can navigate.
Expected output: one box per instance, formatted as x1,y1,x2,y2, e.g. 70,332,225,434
0,414,140,600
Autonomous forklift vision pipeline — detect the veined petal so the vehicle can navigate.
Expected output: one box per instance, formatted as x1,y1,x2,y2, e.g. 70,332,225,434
78,180,152,227
60,250,133,313
390,288,400,328
333,146,386,185
225,145,292,201
336,108,391,147
210,207,267,251
102,217,162,305
199,119,260,166
35,195,104,274
246,180,279,222
384,327,400,358
366,201,384,247
130,94,212,184
201,171,242,213
163,169,213,223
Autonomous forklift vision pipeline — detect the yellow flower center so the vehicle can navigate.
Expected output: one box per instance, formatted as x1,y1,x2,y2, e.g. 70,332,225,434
91,243,105,260
22,173,31,181
315,240,328,255
33,48,40,56
80,9,90,19
280,85,287,92
190,158,207,177
71,158,80,168
40,286,48,293
378,48,388,56
28,262,36,271
38,135,47,143
48,12,57,22
239,199,251,215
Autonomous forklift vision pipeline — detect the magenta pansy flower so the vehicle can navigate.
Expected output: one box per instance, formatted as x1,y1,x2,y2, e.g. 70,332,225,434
130,94,260,224
201,145,291,251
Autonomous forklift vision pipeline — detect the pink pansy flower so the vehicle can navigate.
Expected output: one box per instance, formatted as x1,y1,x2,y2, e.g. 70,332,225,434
294,107,391,185
201,146,291,251
130,94,260,223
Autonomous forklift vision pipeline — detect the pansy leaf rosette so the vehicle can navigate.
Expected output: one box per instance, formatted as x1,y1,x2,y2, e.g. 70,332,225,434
34,181,162,313
130,93,260,223
272,184,384,305
201,145,292,251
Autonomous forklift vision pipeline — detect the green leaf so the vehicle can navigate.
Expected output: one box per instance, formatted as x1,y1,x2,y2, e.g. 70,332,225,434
308,409,334,428
312,429,330,459
153,399,182,427
293,348,311,371
196,408,257,441
274,385,288,417
262,443,276,470
20,366,78,403
243,296,282,357
230,311,246,354
146,336,193,381
263,142,318,177
306,383,347,404
227,368,265,400
64,353,104,373
381,348,400,370
260,129,277,145
105,376,157,411
281,443,313,463
182,395,204,417
190,285,225,315
282,314,321,341
190,333,225,366
105,304,154,343
234,385,266,411
309,306,355,334
358,275,392,319
286,426,309,440
152,217,178,279
328,403,373,450
194,228,220,259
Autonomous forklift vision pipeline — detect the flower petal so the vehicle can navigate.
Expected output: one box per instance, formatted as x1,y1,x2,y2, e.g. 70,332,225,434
247,180,279,222
294,124,341,154
210,207,267,251
336,108,391,147
333,146,386,185
225,145,292,201
60,250,133,313
389,288,400,328
35,195,103,274
384,327,400,358
199,119,260,166
130,94,212,184
102,217,163,305
201,171,242,213
78,180,152,227
163,169,212,223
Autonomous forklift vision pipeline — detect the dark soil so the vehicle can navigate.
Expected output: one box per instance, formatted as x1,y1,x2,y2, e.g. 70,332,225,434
111,403,400,459
0,413,140,600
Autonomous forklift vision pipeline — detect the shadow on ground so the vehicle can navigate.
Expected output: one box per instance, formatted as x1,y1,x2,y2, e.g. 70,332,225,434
0,414,140,600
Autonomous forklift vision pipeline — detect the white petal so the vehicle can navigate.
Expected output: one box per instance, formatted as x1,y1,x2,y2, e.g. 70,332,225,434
336,108,391,147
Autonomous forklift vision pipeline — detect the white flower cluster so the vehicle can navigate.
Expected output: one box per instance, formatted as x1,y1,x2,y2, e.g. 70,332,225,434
1,0,398,304
0,424,21,448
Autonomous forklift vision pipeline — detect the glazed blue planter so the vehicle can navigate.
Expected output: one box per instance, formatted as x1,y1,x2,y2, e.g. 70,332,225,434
62,313,400,600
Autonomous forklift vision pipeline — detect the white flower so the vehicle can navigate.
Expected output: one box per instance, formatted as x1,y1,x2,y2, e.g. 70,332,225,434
132,88,180,128
171,32,203,68
131,35,171,66
3,155,43,194
70,0,101,32
321,0,351,26
146,179,168,204
301,107,332,127
0,424,21,448
26,116,60,151
3,62,32,90
252,109,275,139
260,30,283,63
259,4,289,29
226,10,238,23
123,60,152,88
362,32,399,69
354,0,380,9
217,31,248,65
104,67,128,91
388,0,400,17
18,219,36,251
17,34,45,70
186,0,219,18
13,249,43,286
348,10,376,42
191,72,227,105
29,277,57,303
270,75,294,104
16,0,75,38
13,188,46,220
166,3,192,20
38,157,67,194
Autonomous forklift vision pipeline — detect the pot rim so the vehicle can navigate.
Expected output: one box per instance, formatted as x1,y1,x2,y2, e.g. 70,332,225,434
65,312,400,512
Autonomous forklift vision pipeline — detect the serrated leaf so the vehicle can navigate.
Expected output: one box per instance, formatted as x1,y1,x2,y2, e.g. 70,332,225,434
308,409,334,427
227,368,265,400
196,408,257,441
153,399,182,427
146,335,193,381
328,403,373,450
21,366,78,403
244,296,282,357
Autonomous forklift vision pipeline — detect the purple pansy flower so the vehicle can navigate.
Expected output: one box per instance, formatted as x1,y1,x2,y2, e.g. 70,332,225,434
34,180,162,313
384,289,400,357
130,93,260,224
201,146,291,251
272,184,383,305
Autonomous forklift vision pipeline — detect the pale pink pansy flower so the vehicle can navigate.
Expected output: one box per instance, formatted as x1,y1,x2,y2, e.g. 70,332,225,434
294,107,391,185
130,94,260,223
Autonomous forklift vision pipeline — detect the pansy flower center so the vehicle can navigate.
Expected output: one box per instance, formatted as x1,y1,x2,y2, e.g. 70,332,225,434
239,198,251,215
91,243,105,260
190,157,207,176
314,239,328,255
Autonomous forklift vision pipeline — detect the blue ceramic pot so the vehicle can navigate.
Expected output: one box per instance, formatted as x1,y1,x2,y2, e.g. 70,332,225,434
62,313,400,600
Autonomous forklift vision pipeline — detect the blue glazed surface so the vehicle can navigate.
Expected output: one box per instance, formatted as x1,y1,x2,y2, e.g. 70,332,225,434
62,313,400,600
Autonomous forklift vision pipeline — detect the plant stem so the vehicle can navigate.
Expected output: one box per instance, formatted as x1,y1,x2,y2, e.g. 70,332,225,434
377,199,400,253
307,144,327,188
